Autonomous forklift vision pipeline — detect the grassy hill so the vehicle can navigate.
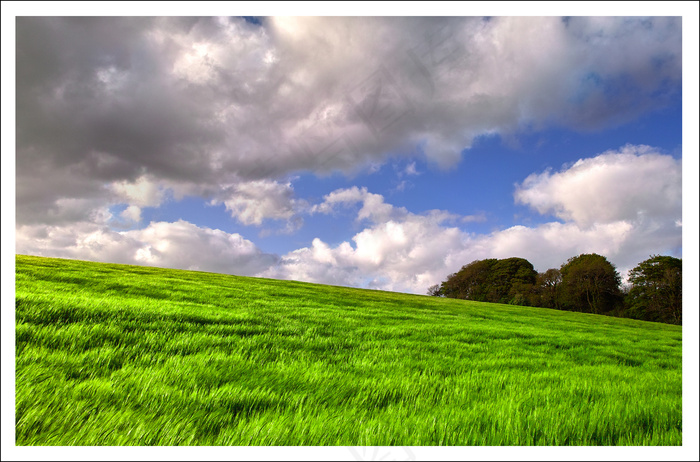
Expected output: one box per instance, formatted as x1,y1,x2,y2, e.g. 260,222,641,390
14,255,682,445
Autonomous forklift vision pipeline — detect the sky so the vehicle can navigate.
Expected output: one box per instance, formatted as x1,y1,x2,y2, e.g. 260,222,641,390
2,4,699,460
8,12,693,296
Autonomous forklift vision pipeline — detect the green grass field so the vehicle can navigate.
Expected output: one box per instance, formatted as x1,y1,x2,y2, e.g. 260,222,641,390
15,255,682,445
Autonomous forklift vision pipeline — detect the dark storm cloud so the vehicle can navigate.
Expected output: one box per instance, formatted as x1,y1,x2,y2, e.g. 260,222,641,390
15,16,681,226
17,17,222,181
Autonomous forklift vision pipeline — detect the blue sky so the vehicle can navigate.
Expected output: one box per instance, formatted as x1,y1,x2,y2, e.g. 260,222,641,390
5,12,696,295
132,102,682,256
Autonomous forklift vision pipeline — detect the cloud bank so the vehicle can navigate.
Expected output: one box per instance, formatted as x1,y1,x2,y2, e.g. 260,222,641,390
16,17,681,226
264,146,681,292
13,16,683,294
16,219,279,276
17,146,680,293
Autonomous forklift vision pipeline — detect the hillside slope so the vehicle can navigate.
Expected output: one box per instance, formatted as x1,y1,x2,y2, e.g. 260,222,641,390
15,255,682,445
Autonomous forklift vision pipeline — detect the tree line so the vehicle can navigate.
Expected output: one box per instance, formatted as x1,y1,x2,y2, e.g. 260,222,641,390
427,254,682,325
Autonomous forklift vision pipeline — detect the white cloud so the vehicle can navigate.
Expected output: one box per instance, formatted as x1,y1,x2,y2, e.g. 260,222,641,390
15,141,683,294
14,145,682,295
259,238,361,288
514,145,682,227
110,175,167,208
311,186,407,223
120,205,142,223
127,220,278,273
265,148,682,293
214,179,306,228
267,193,475,293
16,220,279,276
16,222,143,266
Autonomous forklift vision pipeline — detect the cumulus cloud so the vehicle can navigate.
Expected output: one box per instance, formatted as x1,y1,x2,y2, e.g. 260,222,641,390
515,145,682,227
16,17,681,227
259,238,362,289
212,179,306,229
261,211,468,293
15,146,682,293
12,15,684,294
265,147,682,293
16,220,279,276
120,205,142,223
311,186,408,223
110,175,168,208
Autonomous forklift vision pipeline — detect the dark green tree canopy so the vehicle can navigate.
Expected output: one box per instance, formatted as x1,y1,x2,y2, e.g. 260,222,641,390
627,255,682,324
440,258,497,300
440,257,536,304
560,253,622,314
536,268,562,309
490,257,537,304
432,253,679,324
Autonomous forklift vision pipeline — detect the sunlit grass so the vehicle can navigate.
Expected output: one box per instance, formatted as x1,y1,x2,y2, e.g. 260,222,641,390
15,255,682,445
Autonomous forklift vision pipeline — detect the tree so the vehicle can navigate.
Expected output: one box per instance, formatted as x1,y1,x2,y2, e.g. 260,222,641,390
440,259,497,300
490,257,537,304
439,257,537,305
626,255,682,324
427,284,443,297
536,268,562,309
559,254,622,314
